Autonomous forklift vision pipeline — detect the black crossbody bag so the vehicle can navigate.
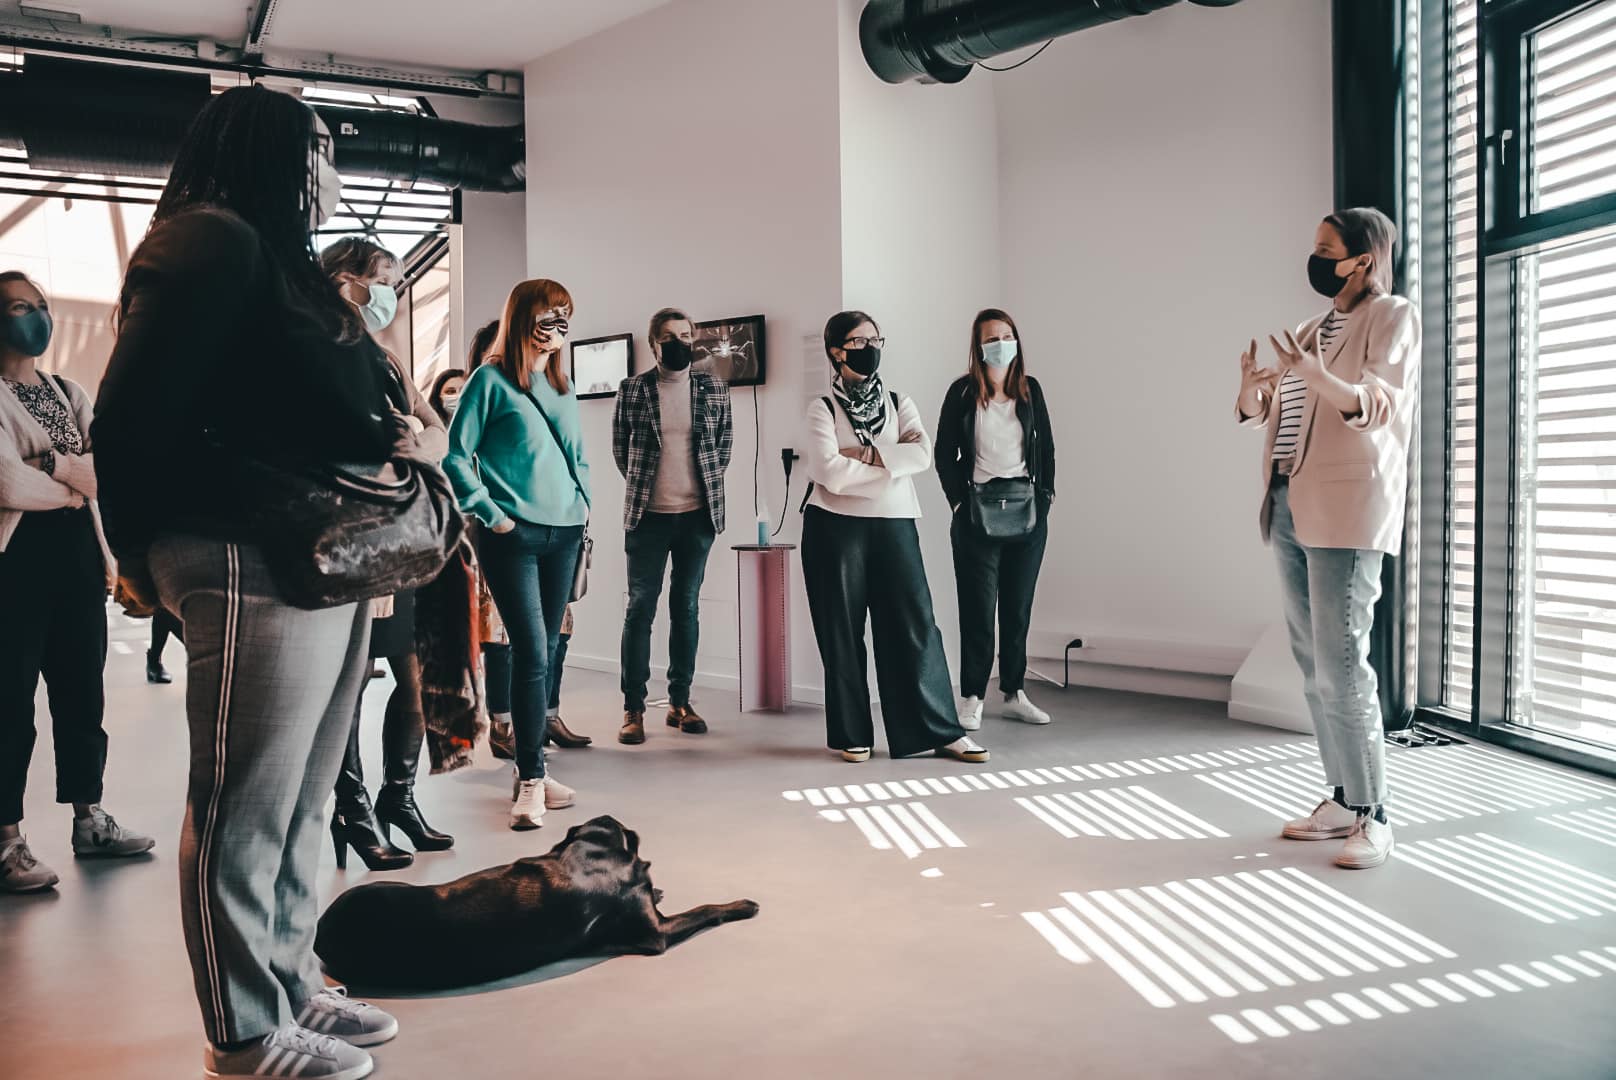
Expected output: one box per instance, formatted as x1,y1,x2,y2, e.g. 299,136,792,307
962,387,1037,540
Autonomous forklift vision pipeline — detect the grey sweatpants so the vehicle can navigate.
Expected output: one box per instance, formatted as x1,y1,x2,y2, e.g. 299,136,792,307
149,535,372,1046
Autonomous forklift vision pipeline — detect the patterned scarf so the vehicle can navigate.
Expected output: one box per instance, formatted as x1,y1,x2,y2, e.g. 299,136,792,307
831,371,889,444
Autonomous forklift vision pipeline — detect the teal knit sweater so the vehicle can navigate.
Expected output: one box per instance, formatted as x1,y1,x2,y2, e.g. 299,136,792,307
443,363,591,529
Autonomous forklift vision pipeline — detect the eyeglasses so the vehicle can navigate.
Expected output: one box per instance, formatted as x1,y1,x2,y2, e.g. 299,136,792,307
843,336,885,349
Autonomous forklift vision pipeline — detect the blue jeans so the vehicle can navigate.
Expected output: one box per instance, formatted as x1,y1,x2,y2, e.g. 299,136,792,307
476,521,583,780
1269,478,1388,807
621,510,715,712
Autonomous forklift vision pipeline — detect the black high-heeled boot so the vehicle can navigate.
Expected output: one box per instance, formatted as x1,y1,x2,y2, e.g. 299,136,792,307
331,715,413,871
375,685,453,850
375,783,453,851
146,651,173,684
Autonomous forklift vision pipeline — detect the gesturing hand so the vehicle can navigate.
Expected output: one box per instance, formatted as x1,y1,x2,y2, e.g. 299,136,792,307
1269,330,1325,385
1239,338,1278,396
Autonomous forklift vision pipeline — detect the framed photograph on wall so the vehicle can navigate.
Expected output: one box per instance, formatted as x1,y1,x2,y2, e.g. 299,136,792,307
571,333,633,400
693,314,766,387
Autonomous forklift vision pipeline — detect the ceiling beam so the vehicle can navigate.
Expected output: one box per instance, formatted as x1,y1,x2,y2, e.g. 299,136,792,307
243,0,278,60
0,17,521,98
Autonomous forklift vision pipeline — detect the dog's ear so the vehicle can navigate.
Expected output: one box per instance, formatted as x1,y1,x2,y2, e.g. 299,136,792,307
623,828,641,856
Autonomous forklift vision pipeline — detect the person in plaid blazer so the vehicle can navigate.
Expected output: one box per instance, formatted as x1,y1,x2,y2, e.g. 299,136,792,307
612,307,733,745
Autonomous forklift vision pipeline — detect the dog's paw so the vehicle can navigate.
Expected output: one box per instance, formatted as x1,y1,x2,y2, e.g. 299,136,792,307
733,899,761,920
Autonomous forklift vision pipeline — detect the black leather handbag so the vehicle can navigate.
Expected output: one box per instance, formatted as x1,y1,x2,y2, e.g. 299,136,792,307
966,476,1038,540
240,446,465,611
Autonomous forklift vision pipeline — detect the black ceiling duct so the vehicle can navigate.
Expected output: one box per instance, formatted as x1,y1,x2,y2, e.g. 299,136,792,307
0,56,524,191
860,0,1245,84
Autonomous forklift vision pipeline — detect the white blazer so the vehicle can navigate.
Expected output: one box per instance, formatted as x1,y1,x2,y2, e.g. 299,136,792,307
802,390,933,519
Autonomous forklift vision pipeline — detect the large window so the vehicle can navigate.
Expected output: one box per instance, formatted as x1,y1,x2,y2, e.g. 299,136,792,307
1424,0,1616,768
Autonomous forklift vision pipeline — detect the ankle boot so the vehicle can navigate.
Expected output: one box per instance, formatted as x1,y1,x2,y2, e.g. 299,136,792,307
545,714,592,749
375,783,453,851
146,651,173,684
489,716,515,760
619,711,646,745
330,806,414,871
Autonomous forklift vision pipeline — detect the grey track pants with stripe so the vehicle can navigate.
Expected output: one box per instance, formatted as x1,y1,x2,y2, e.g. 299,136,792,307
150,535,372,1046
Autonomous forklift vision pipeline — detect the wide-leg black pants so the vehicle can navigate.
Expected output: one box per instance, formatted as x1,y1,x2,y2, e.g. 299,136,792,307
801,508,964,757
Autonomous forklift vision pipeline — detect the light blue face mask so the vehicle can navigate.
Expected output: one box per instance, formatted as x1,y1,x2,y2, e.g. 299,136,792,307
982,339,1018,369
358,283,398,333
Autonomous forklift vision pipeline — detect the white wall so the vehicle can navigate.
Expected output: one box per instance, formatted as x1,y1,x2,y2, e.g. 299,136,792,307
516,0,1334,707
428,94,527,368
991,0,1334,685
836,0,1001,678
522,0,845,696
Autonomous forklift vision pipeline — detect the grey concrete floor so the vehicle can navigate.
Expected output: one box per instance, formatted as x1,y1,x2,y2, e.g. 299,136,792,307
4,611,1616,1080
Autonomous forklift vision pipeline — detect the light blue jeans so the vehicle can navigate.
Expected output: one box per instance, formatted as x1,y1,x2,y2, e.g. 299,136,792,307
1268,478,1388,808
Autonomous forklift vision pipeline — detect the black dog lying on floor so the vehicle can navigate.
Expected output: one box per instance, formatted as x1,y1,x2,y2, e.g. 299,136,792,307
314,816,759,990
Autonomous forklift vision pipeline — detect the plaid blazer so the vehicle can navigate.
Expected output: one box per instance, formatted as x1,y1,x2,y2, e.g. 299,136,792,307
612,369,732,533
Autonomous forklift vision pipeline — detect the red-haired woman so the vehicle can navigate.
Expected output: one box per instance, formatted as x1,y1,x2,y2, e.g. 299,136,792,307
935,309,1057,732
443,281,588,830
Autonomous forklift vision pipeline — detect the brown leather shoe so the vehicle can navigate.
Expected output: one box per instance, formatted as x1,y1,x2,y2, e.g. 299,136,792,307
545,714,593,749
667,705,708,735
619,711,646,745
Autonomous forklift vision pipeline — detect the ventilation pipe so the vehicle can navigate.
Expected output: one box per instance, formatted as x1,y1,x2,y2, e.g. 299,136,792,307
860,0,1245,85
0,56,525,191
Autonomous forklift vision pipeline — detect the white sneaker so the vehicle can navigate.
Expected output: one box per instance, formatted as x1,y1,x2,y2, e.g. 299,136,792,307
71,806,156,858
1281,798,1359,841
840,747,872,763
936,736,990,763
1335,815,1394,869
1001,691,1051,725
0,835,58,893
296,987,398,1047
957,696,983,731
204,1024,373,1080
543,775,576,810
510,779,545,830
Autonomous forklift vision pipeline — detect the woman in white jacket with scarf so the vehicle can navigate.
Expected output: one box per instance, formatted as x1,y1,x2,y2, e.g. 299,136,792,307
0,271,153,894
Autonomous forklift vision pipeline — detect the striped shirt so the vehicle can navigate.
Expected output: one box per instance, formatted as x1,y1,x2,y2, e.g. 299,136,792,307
1271,309,1350,466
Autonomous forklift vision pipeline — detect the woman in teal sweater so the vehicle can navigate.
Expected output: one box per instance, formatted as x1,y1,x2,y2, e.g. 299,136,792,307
444,279,590,831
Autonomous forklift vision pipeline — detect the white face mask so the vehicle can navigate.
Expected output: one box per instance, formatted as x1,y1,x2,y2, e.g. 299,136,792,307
982,339,1018,369
311,152,342,230
442,395,460,417
358,283,398,333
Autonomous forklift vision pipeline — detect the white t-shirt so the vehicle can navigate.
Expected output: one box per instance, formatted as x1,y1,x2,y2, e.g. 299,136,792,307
973,398,1029,484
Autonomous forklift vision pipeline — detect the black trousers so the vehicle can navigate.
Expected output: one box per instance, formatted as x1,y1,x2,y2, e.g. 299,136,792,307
801,508,964,757
0,506,108,824
951,498,1050,698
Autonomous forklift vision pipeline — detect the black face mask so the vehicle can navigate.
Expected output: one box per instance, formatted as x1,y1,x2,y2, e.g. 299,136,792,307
841,345,881,378
1308,253,1353,298
659,336,693,371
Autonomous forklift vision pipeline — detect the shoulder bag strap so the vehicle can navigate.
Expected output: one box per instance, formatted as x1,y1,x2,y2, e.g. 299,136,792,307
798,396,837,513
521,389,590,510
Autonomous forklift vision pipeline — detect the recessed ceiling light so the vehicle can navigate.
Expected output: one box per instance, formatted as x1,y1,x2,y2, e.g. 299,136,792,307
20,5,83,22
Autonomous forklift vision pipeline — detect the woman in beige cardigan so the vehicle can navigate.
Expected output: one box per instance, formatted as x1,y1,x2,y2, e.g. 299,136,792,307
0,271,154,893
1236,208,1419,870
